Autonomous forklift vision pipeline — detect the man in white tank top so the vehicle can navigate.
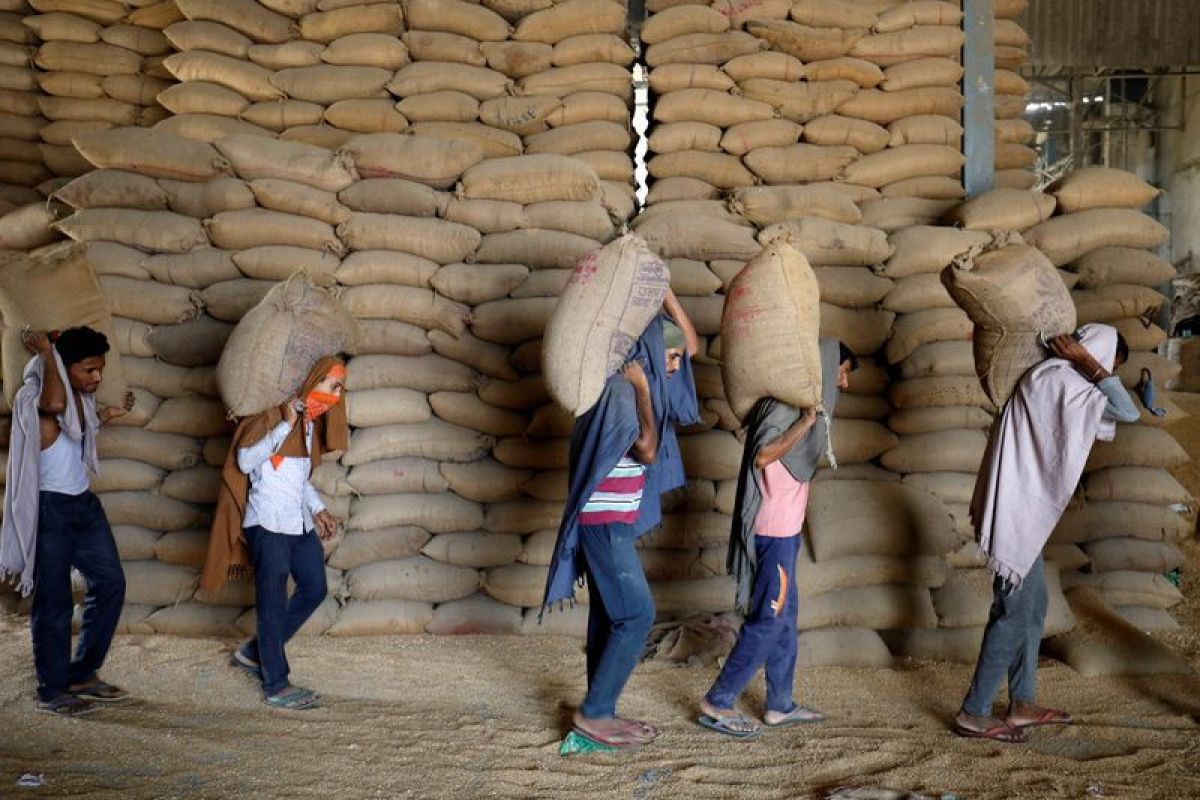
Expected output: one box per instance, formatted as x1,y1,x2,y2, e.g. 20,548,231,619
23,327,134,717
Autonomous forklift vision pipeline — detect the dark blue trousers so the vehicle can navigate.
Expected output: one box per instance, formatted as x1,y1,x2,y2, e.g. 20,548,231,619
241,525,327,696
706,535,800,714
579,523,655,719
31,490,126,702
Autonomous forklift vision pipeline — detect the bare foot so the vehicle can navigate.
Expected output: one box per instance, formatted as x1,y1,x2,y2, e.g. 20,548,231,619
764,705,824,726
617,716,660,740
572,711,651,746
1006,701,1072,728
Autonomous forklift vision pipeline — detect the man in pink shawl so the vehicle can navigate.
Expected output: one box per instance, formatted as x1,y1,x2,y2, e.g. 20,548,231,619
954,323,1138,743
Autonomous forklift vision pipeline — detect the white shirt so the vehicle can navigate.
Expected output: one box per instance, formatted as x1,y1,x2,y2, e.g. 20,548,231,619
39,430,90,496
238,420,325,536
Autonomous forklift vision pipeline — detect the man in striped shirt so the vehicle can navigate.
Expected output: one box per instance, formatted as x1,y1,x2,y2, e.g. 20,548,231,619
543,310,699,750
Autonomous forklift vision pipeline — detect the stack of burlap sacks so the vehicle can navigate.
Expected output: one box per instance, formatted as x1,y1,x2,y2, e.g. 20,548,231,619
29,0,644,637
47,126,629,637
989,1,1036,190
0,0,180,279
153,0,638,208
0,0,178,203
25,0,176,186
1023,167,1194,632
0,0,45,204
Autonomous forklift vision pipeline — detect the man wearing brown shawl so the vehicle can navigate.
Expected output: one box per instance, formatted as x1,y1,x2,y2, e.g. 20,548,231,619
201,356,347,710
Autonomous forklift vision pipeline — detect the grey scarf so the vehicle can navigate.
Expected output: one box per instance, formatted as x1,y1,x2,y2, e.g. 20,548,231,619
727,338,842,614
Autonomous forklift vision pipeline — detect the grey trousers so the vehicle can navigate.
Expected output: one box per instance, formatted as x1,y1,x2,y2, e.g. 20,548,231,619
961,555,1048,717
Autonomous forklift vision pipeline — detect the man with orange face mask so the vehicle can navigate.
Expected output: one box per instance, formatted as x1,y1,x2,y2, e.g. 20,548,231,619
201,357,347,710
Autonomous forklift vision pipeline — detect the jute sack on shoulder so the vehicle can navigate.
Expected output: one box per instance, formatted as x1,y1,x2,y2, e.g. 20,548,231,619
216,274,359,417
0,245,126,407
542,233,670,415
720,241,821,420
942,241,1076,406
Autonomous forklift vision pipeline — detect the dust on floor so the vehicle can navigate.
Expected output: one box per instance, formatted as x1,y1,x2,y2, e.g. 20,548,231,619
0,396,1197,800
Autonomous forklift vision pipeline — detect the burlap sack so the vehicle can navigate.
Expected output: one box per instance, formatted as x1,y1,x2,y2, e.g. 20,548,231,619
1024,209,1170,267
176,0,294,43
720,242,821,419
72,127,231,182
513,0,625,44
0,246,127,406
426,594,523,635
942,242,1076,406
1049,166,1161,213
216,274,359,417
542,233,669,416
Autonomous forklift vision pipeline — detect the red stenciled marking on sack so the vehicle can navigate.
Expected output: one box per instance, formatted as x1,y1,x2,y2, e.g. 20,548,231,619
725,286,763,334
568,250,601,285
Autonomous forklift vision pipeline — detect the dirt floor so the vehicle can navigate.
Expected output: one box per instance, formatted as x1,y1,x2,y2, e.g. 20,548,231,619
0,396,1197,800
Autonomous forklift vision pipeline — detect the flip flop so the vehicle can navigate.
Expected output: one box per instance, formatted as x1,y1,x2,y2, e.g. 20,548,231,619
264,687,322,711
230,649,261,677
1009,708,1072,728
764,705,825,727
69,680,130,704
951,721,1028,743
698,713,762,740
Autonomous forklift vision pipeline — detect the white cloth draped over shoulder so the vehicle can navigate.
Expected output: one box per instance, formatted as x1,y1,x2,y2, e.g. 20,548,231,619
0,350,100,595
970,323,1119,588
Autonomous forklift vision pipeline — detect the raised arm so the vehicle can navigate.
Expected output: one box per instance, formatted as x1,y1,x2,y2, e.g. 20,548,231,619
662,288,700,357
624,361,658,464
22,330,66,415
754,407,818,469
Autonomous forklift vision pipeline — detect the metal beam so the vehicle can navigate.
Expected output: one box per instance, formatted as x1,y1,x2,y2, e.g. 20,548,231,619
962,0,995,197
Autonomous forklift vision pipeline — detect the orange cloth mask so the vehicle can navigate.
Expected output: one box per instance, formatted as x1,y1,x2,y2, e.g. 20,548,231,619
304,390,342,422
305,362,346,422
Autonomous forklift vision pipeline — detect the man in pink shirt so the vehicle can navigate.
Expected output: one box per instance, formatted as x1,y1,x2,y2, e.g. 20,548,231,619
699,339,857,738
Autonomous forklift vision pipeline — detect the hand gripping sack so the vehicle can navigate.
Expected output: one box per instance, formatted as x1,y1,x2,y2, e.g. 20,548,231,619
542,233,670,416
941,239,1076,407
720,241,821,420
217,274,360,417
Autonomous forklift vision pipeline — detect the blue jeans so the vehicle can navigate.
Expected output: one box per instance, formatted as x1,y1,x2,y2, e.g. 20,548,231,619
706,535,800,714
241,525,327,696
31,491,126,702
962,555,1048,716
579,524,655,719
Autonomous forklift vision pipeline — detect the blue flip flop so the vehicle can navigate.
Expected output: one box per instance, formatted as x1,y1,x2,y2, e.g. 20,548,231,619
264,686,322,711
698,713,762,739
230,648,261,677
